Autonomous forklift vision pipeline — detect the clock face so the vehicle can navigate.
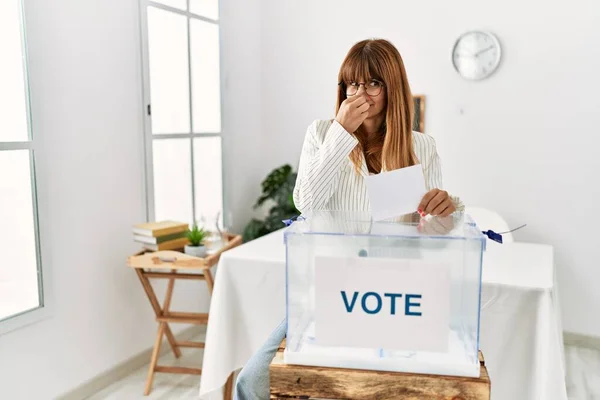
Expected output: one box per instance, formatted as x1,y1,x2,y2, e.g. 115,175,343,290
452,31,501,80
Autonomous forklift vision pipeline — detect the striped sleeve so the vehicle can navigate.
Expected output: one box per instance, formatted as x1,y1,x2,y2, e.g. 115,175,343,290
421,136,465,212
293,120,359,213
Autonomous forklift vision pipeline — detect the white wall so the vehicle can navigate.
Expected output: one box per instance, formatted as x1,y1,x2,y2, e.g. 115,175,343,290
0,0,205,398
220,0,264,232
257,0,600,336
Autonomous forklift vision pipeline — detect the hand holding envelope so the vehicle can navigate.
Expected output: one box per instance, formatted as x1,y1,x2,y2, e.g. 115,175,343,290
417,188,456,218
365,165,456,221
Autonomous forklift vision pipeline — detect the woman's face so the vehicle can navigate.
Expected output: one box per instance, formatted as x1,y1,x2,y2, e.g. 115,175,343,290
349,78,387,122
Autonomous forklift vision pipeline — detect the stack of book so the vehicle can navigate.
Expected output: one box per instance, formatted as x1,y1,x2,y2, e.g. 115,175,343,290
132,220,190,251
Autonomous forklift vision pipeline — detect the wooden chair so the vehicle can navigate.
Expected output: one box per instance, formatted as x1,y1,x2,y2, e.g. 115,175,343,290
127,233,242,396
270,341,491,400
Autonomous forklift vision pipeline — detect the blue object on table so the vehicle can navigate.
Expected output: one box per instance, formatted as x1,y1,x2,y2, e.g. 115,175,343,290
482,230,503,244
481,223,527,244
282,215,304,227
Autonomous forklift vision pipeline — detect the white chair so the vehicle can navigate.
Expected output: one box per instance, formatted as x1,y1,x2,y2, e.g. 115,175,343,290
465,206,514,244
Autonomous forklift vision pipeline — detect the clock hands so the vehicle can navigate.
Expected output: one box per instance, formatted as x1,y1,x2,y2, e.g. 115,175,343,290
474,45,494,57
455,45,494,59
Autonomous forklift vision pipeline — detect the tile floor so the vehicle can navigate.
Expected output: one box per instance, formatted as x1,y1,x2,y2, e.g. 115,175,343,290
86,335,205,400
565,344,600,400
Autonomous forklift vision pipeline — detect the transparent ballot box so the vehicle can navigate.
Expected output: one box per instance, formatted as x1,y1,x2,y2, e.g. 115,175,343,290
283,211,485,377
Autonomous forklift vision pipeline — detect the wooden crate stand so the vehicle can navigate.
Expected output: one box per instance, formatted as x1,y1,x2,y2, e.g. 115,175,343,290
270,341,490,400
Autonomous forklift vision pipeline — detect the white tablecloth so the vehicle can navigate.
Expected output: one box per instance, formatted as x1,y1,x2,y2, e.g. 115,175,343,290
199,230,568,400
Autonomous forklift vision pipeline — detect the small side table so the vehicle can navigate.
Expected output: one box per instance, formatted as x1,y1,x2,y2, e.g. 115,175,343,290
127,233,242,396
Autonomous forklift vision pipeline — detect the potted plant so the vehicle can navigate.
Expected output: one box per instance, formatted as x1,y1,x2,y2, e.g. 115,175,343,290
184,223,208,257
243,164,300,242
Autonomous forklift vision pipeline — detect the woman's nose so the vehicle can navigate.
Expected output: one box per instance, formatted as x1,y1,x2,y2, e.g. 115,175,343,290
356,85,367,95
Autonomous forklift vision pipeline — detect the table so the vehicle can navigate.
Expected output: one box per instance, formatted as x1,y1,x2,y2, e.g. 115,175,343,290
199,230,568,400
126,233,242,396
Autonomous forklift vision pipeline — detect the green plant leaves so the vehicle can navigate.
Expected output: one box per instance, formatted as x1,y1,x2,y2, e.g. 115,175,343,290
186,224,208,246
243,164,299,242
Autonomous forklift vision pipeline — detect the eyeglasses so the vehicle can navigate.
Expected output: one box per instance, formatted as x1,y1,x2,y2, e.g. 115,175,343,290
339,79,385,97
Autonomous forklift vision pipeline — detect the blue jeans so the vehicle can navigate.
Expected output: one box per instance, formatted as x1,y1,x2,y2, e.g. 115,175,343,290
234,319,286,400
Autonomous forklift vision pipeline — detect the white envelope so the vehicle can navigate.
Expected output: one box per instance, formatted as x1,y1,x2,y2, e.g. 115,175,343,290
365,164,427,221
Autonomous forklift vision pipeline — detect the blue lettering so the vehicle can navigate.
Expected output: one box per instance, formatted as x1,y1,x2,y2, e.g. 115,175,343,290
361,292,382,314
384,293,403,315
340,291,359,313
405,294,422,316
341,291,423,316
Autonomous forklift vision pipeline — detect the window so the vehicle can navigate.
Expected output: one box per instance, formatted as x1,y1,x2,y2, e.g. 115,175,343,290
139,0,224,228
0,1,44,325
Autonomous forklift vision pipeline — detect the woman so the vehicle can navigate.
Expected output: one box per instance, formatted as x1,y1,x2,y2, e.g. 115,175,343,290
234,38,463,400
294,38,462,216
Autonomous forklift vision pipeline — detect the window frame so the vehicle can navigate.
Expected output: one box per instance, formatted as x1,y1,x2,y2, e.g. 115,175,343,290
0,0,51,336
138,0,227,226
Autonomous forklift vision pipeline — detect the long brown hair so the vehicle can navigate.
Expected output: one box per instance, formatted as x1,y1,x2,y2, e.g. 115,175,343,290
336,39,417,173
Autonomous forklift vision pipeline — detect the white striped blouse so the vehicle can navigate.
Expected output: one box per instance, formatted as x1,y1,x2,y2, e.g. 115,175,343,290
293,119,463,214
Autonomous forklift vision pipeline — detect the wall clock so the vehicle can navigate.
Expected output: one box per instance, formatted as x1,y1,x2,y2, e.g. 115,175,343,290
452,31,502,80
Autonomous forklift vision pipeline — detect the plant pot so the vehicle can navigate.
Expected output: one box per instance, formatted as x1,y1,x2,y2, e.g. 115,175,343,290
184,244,207,258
